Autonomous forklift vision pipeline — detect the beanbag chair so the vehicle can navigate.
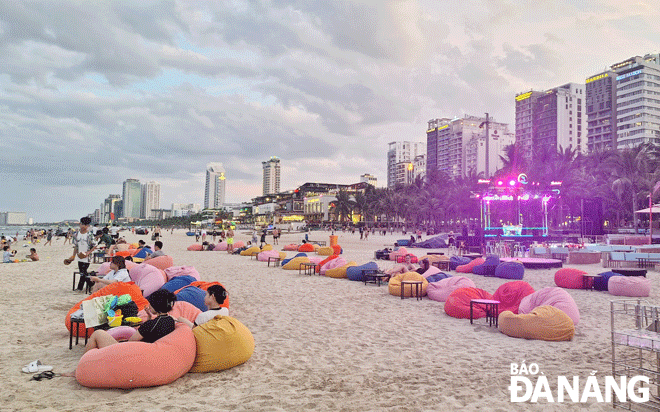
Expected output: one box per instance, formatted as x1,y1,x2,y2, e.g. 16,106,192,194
174,286,208,311
331,244,342,255
389,247,408,261
456,258,484,273
427,276,476,302
346,262,379,281
282,252,307,266
129,263,167,298
282,256,311,270
554,268,587,289
317,246,334,256
75,323,196,388
609,276,651,297
261,244,273,251
187,244,204,251
115,250,131,257
444,287,494,319
498,305,575,341
190,316,254,373
388,272,429,297
116,243,130,252
421,266,441,278
299,243,315,252
316,255,339,273
232,240,244,249
65,282,149,337
320,257,347,275
282,244,299,251
308,256,324,265
145,255,174,271
420,254,449,264
494,261,525,280
492,281,535,314
214,242,227,251
164,266,200,281
137,300,202,325
161,275,196,293
129,243,139,249
258,249,285,262
593,271,622,291
240,246,261,256
519,287,580,325
396,239,410,246
425,273,451,283
106,326,136,341
185,281,230,310
472,255,500,277
325,261,357,279
134,248,152,259
449,256,471,270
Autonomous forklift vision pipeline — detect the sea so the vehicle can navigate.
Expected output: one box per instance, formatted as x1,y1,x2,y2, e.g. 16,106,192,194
0,224,68,238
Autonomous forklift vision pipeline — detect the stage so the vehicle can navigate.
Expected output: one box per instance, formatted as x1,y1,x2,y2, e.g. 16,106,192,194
499,257,563,269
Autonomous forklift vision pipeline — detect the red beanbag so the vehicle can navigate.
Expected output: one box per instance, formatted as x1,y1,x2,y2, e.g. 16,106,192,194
145,255,174,271
456,258,485,273
187,244,204,251
299,243,315,252
444,287,494,319
492,281,535,314
554,268,587,289
331,244,342,255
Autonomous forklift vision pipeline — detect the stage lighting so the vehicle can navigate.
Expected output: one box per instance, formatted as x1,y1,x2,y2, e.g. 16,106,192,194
497,180,504,186
509,180,516,186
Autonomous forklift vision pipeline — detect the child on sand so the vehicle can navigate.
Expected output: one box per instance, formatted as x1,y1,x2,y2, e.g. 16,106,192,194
27,248,39,261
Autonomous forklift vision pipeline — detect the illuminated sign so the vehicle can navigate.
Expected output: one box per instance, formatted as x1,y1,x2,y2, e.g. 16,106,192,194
515,92,533,101
438,124,449,131
307,198,320,203
611,59,635,69
478,179,491,184
616,69,642,81
219,172,225,181
586,73,608,83
517,173,528,184
407,163,414,171
550,181,562,186
426,128,436,133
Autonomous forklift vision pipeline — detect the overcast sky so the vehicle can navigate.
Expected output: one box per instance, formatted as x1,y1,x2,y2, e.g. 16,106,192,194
1,1,659,222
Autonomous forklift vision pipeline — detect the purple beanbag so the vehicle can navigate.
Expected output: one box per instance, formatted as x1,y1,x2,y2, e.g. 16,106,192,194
427,276,476,302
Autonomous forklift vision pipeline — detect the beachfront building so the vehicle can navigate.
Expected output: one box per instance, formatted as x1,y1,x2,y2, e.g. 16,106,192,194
101,194,122,224
515,91,545,165
360,173,377,187
0,211,27,225
171,203,201,217
426,115,511,178
141,181,160,219
262,157,281,196
613,54,660,149
387,141,425,188
585,70,618,152
204,163,226,209
465,128,515,177
122,178,142,219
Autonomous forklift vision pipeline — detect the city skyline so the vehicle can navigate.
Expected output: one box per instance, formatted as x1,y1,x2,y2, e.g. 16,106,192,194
2,1,660,221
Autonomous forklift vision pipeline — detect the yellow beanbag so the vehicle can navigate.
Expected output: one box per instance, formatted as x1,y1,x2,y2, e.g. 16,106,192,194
388,272,429,297
282,256,310,270
261,244,273,251
317,246,334,256
325,261,357,278
420,254,449,263
190,316,255,373
498,305,574,341
240,246,261,256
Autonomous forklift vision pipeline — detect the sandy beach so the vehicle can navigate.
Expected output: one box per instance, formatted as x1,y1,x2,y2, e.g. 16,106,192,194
0,229,649,411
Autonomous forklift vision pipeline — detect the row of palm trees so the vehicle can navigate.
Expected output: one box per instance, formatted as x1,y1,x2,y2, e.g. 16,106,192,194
330,143,660,233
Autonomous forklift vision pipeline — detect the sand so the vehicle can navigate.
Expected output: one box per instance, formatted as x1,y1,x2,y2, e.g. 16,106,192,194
0,229,648,411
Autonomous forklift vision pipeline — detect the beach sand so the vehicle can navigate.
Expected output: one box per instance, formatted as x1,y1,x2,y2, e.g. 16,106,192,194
0,229,647,411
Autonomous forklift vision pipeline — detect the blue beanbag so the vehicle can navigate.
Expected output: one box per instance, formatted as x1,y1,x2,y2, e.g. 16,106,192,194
494,261,525,279
282,252,308,266
426,273,451,283
594,271,623,291
134,247,152,259
346,262,379,281
175,286,208,311
472,255,501,277
160,275,196,293
396,239,409,246
449,256,471,270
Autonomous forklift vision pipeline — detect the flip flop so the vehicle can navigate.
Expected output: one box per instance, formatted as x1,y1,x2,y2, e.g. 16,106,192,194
22,360,53,374
31,371,59,381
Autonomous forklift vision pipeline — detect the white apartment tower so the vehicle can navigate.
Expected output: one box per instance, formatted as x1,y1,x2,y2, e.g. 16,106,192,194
204,163,226,209
262,157,281,196
141,181,160,219
387,141,425,188
122,178,142,219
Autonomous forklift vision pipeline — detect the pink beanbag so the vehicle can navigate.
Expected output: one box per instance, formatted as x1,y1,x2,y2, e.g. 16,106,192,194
608,276,651,297
258,249,280,261
518,287,580,325
427,276,476,302
129,263,167,298
187,244,204,251
444,287,494,319
233,241,245,248
137,301,202,324
145,255,174,271
320,257,347,275
214,242,228,251
283,244,299,251
493,281,535,314
421,266,441,278
554,268,587,289
388,247,408,261
97,260,137,276
308,256,324,265
164,266,201,281
75,323,196,389
456,258,485,273
106,326,136,341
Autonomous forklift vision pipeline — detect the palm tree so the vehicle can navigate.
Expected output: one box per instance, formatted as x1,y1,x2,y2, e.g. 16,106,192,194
607,144,653,228
329,190,356,224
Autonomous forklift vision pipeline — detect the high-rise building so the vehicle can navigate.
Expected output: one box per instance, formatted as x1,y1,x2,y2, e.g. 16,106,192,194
515,91,545,164
360,173,377,187
262,157,281,196
465,128,515,177
613,54,660,149
122,178,142,219
204,163,226,209
141,181,160,219
387,141,425,188
585,70,617,151
0,212,26,225
426,115,511,178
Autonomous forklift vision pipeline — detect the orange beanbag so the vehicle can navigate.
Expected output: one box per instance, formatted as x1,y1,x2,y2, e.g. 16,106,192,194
388,272,429,297
65,282,149,337
145,255,174,271
331,244,342,255
75,323,196,388
298,243,315,252
282,244,299,251
115,250,131,257
187,244,204,251
444,287,494,319
554,268,587,289
456,258,485,273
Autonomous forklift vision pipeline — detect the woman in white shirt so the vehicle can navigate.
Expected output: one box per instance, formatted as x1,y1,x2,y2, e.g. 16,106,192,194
89,256,131,293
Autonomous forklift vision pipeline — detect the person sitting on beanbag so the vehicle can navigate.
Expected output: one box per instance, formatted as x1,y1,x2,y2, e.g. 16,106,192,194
384,254,418,277
177,285,229,328
89,256,131,293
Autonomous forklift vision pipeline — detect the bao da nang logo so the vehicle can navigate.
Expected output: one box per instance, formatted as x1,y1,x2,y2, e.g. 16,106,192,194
509,362,649,403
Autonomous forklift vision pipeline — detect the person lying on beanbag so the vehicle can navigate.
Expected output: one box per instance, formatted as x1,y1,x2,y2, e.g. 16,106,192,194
89,256,131,293
177,285,229,327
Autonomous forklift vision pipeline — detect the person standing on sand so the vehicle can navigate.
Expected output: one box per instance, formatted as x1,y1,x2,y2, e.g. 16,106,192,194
44,229,53,246
65,217,97,291
226,228,235,254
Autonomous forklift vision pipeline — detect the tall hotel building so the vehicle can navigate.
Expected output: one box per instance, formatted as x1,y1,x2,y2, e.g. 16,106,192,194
122,178,142,219
585,70,617,151
262,157,281,196
141,181,160,219
515,91,544,164
204,163,226,209
387,141,425,188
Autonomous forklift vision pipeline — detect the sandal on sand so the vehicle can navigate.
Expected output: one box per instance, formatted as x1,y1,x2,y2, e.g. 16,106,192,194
31,371,59,381
22,360,53,374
